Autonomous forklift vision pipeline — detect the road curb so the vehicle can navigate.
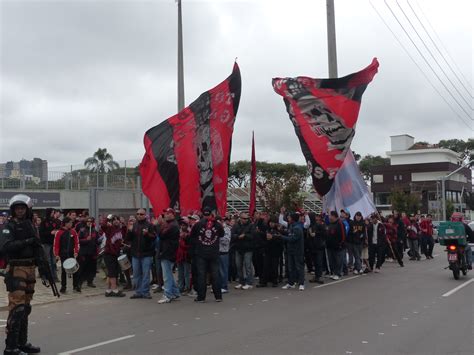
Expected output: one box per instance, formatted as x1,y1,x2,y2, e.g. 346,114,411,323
0,291,106,312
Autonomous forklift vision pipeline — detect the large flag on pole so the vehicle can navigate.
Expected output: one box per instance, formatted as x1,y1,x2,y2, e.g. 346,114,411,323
323,151,377,218
249,132,257,216
140,63,241,216
272,58,379,196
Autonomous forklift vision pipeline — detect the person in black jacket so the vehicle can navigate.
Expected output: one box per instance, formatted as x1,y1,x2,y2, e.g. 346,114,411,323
231,212,256,290
257,216,283,288
78,217,99,289
281,212,305,290
367,214,387,272
308,213,327,284
351,212,366,274
326,211,346,280
190,207,224,302
39,208,61,282
127,208,156,299
157,208,180,304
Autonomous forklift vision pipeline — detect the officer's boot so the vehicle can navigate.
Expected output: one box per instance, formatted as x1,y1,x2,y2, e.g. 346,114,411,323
18,305,40,354
4,305,27,355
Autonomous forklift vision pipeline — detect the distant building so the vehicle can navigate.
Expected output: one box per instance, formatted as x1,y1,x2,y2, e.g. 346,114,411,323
0,158,48,182
371,135,472,217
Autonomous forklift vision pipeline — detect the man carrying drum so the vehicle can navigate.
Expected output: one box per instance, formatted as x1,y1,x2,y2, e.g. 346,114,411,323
53,217,80,294
100,215,126,297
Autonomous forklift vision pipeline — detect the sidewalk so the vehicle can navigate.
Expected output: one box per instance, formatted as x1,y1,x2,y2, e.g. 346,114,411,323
0,271,112,311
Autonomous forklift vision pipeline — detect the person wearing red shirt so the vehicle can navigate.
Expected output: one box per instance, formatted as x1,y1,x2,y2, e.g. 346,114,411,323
100,215,126,297
385,216,404,267
53,217,80,293
419,214,434,259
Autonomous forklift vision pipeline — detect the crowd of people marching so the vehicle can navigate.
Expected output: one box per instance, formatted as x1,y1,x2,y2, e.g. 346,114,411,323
1,207,470,305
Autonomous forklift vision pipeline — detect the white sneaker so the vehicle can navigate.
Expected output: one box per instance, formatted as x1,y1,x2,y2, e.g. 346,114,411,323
221,289,229,294
187,290,197,297
331,275,340,280
234,284,243,290
151,284,159,290
353,270,359,275
299,285,305,291
242,284,253,290
281,284,295,290
157,295,171,304
374,268,380,273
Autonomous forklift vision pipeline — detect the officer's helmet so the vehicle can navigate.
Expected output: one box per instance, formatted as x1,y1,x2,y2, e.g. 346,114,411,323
9,194,33,218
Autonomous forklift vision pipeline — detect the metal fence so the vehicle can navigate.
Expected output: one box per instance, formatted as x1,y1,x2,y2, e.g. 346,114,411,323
0,159,142,191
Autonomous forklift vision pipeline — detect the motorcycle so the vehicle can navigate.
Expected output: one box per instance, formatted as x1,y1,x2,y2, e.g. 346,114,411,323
445,241,468,280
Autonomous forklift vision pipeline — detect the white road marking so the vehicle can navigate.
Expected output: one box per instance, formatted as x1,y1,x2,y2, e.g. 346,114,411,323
147,330,154,333
378,332,385,335
362,341,368,344
313,275,360,289
442,278,474,297
65,313,71,315
392,324,398,327
195,317,200,320
58,335,135,355
213,312,219,315
0,319,7,322
402,317,409,320
248,304,253,306
172,323,179,326
346,351,353,354
262,299,268,302
273,296,279,299
413,311,419,314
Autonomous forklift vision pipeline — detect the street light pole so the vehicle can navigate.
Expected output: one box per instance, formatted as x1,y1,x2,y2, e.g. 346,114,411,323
326,0,338,78
177,0,185,111
441,159,473,221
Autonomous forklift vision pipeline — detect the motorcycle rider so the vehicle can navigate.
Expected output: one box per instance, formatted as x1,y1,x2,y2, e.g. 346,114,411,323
451,213,473,270
0,195,44,355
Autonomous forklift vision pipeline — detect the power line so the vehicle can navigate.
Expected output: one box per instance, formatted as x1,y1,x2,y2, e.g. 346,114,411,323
406,0,473,100
384,0,472,122
413,0,473,90
368,0,472,130
395,0,473,112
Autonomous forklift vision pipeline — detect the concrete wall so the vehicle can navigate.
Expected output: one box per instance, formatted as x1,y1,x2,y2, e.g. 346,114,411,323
389,150,460,165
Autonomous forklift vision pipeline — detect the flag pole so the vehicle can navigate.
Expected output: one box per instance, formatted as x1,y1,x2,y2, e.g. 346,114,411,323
177,0,185,111
322,0,338,213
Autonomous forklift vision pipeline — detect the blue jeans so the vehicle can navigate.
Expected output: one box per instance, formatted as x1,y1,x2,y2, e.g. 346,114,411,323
161,259,180,299
177,262,191,291
235,251,253,285
132,256,153,296
287,254,305,286
219,254,229,290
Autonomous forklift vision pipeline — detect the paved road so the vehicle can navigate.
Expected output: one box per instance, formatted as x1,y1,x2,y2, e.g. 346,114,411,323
1,245,472,355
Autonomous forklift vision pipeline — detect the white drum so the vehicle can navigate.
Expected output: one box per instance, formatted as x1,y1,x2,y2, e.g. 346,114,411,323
117,254,131,271
63,258,79,275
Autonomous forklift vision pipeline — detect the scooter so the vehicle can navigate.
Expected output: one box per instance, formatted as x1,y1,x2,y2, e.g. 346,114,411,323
445,242,468,280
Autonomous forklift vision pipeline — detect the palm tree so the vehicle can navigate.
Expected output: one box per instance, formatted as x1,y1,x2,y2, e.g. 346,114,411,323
84,148,120,173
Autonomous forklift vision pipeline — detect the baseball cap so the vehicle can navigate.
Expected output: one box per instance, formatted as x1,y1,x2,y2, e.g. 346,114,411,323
163,208,175,215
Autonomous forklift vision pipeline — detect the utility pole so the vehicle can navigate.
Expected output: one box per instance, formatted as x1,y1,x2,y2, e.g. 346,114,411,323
326,0,338,78
177,0,185,111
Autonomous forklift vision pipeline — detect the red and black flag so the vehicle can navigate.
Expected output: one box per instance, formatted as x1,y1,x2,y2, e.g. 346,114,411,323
140,63,241,216
272,58,379,196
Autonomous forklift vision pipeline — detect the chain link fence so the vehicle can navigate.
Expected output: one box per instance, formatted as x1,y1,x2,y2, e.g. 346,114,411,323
0,159,142,191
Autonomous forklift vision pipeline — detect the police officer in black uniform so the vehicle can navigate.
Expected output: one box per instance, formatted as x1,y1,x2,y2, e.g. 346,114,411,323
0,195,44,355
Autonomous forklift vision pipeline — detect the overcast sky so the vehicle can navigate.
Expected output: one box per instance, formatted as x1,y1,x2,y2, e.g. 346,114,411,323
0,0,472,169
